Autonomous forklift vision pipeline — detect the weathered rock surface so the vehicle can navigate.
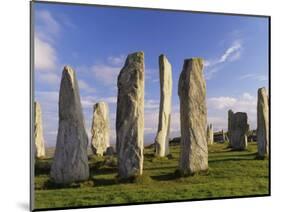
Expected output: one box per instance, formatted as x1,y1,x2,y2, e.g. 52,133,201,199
34,101,46,158
228,110,234,143
105,146,115,156
257,87,269,157
155,54,172,157
207,124,214,145
178,58,208,175
91,102,110,156
229,112,249,150
50,66,89,184
116,52,144,179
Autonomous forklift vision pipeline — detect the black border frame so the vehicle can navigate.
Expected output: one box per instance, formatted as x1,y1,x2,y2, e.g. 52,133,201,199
30,1,271,211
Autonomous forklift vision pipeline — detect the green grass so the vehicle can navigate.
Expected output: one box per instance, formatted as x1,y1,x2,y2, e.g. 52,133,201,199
34,142,269,209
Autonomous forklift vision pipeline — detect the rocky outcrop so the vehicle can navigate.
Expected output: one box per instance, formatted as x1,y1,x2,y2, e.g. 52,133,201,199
178,58,208,176
207,124,214,145
229,112,249,150
155,54,172,157
50,66,89,184
91,102,110,156
257,87,269,157
34,101,46,158
116,52,144,179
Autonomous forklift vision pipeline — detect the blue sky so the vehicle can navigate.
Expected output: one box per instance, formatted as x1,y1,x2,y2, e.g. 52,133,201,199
34,2,269,147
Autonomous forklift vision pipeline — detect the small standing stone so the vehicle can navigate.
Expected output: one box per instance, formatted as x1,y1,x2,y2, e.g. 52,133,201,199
257,87,269,157
116,52,144,179
34,101,46,158
207,124,214,145
178,58,208,176
155,54,172,157
50,66,89,184
229,112,249,150
105,146,115,156
91,102,110,156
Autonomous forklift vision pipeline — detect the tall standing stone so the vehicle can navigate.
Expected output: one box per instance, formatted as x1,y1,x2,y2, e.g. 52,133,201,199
34,101,46,158
207,124,214,145
116,52,144,179
229,112,249,150
228,110,234,144
91,102,110,156
155,54,172,157
178,58,208,175
257,87,269,157
50,66,89,184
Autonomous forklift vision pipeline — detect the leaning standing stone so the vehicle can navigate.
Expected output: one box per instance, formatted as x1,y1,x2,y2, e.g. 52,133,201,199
257,87,269,157
91,102,110,156
155,54,172,157
50,66,89,184
34,101,46,158
207,124,214,145
229,112,249,150
228,110,234,145
178,58,208,176
116,52,144,179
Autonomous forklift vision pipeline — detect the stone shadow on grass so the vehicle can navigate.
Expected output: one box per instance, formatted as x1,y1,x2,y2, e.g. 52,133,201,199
151,172,179,181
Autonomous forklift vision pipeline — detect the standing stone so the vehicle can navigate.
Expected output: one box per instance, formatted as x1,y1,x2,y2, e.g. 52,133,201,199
50,66,89,184
178,58,208,175
91,102,110,156
228,110,234,144
105,146,115,156
222,129,226,141
34,101,46,158
116,52,144,179
155,54,172,157
257,87,269,157
207,124,214,145
229,112,249,150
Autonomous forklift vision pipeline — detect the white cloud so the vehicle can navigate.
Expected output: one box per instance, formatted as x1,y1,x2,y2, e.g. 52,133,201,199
218,40,241,63
36,91,59,103
145,99,159,110
239,73,268,81
81,95,95,109
207,116,227,131
204,40,243,80
35,36,58,71
107,55,126,66
34,10,62,72
207,92,257,130
37,72,60,85
81,95,117,109
102,96,117,104
208,96,237,110
204,67,222,80
36,10,60,39
78,80,95,93
91,64,120,85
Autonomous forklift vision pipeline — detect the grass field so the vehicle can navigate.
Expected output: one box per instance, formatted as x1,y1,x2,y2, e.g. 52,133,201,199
34,142,269,210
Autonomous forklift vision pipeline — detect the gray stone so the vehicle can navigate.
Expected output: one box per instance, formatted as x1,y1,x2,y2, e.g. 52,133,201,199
34,101,46,158
178,58,208,175
155,54,172,157
257,87,269,157
227,110,234,142
91,102,110,156
116,52,144,179
50,66,89,184
207,124,214,145
229,112,249,150
105,146,115,156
